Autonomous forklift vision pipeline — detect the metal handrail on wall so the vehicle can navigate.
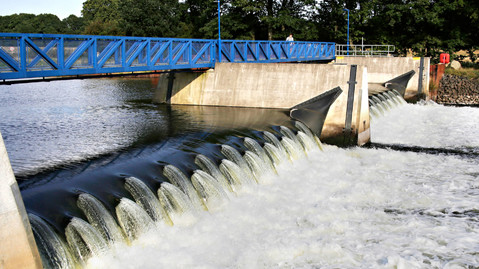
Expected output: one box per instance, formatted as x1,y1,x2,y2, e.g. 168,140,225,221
336,44,395,57
0,33,336,80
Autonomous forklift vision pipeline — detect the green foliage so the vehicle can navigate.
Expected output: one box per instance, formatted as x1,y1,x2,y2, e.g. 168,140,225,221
0,13,65,34
63,15,86,34
118,0,181,37
0,13,85,35
82,0,122,35
0,0,477,59
82,0,120,23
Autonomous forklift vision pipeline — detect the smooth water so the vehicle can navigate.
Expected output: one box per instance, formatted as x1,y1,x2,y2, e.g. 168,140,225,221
0,78,291,180
0,79,163,176
2,79,478,268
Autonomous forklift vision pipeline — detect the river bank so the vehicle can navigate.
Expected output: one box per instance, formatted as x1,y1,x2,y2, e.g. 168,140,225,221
435,73,479,105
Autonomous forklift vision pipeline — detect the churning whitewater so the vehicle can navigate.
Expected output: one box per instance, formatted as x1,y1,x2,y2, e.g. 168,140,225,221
84,101,479,268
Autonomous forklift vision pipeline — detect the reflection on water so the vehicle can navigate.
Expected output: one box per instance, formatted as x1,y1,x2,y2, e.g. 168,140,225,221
0,78,292,179
1,78,160,177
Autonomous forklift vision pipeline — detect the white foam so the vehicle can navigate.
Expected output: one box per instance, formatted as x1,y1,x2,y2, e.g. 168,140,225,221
86,104,479,268
371,102,479,149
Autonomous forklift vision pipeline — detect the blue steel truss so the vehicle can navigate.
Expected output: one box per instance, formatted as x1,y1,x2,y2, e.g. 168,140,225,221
0,33,335,80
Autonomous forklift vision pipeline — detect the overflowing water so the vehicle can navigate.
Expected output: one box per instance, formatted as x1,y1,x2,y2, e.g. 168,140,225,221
2,79,478,268
82,97,479,268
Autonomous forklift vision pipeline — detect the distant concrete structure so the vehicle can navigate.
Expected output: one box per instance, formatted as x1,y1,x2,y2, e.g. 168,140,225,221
334,56,430,100
0,131,42,269
154,62,370,146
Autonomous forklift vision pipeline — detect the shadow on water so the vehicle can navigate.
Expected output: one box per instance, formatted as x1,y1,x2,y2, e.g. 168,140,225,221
384,208,479,223
367,142,479,158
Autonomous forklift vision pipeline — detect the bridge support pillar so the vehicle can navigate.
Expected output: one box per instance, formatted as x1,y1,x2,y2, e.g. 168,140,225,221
0,131,42,269
154,62,370,146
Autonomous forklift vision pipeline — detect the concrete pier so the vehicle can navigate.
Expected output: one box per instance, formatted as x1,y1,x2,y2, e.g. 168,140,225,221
334,56,430,100
154,62,370,146
336,57,430,100
0,131,42,269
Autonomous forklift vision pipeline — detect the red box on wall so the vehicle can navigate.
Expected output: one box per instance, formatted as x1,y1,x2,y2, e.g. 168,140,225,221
440,53,450,64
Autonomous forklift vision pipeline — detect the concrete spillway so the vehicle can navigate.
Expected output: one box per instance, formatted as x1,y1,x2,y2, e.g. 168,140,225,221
0,56,429,268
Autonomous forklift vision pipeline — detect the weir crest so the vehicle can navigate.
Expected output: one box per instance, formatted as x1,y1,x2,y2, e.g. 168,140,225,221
27,123,331,268
21,89,408,268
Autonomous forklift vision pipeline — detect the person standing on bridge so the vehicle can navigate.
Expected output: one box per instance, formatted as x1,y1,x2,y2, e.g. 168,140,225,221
286,34,294,54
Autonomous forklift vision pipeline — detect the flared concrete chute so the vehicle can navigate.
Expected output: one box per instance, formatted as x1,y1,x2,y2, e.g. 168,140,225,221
368,70,416,97
383,70,416,97
368,83,388,96
289,87,343,137
334,57,430,102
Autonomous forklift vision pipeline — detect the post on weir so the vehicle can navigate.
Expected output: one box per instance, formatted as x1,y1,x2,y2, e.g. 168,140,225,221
343,64,358,145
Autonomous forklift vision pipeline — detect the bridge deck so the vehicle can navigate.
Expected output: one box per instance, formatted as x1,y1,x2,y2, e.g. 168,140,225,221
0,33,335,81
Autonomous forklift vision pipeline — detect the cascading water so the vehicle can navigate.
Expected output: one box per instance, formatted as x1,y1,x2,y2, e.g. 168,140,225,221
243,137,277,173
220,145,256,183
8,79,478,268
77,193,126,243
369,90,406,120
124,177,171,225
263,131,290,161
29,214,76,269
158,182,197,224
65,217,108,263
27,123,321,268
191,170,229,210
243,151,271,184
194,154,234,193
163,164,205,211
80,100,478,268
115,198,157,241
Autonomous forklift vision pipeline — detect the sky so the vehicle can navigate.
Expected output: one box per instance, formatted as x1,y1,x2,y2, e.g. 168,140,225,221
0,0,84,19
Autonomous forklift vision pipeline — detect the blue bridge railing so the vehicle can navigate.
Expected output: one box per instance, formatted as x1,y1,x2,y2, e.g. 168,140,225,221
0,33,335,80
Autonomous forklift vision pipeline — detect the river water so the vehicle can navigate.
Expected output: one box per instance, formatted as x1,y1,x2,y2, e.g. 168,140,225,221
1,79,478,268
0,78,164,177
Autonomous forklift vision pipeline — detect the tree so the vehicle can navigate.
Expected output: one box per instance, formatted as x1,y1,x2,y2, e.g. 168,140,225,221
82,0,122,35
0,0,476,60
0,14,37,33
180,0,220,39
63,15,86,34
118,0,182,37
34,14,66,34
228,0,317,40
0,13,67,34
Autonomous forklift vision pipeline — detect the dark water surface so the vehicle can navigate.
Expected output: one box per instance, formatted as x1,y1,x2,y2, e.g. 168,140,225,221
1,78,161,177
0,78,290,180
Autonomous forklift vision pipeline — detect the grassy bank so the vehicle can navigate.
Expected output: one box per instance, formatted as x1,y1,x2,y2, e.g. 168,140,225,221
445,67,479,80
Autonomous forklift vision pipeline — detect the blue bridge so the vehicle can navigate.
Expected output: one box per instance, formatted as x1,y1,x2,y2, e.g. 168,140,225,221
0,33,335,82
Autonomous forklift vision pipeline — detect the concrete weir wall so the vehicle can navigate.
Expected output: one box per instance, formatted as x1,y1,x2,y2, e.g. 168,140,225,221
0,131,42,269
335,56,430,100
153,62,371,146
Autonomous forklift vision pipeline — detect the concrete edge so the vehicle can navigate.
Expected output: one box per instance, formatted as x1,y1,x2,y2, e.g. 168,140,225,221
0,131,42,269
